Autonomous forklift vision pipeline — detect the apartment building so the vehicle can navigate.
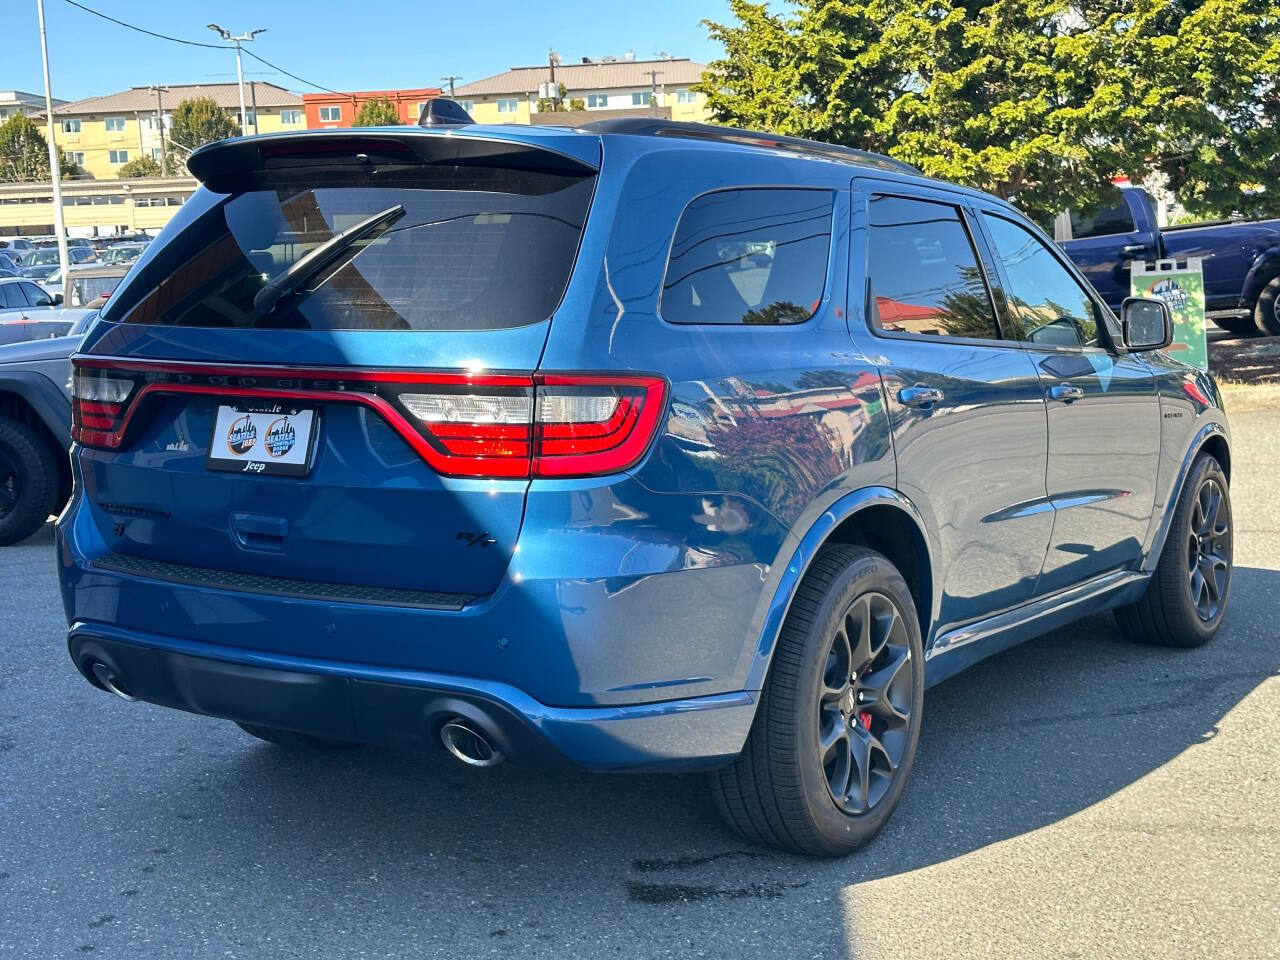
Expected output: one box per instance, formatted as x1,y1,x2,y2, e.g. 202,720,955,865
47,82,305,180
450,56,710,125
302,87,444,128
1,90,64,123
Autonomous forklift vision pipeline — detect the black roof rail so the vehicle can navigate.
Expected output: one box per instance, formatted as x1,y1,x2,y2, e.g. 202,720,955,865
575,117,919,175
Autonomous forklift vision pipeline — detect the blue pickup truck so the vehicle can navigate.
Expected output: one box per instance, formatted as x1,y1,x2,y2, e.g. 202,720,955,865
1058,187,1280,336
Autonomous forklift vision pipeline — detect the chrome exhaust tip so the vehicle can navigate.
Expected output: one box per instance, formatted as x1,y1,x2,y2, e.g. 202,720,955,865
440,717,504,767
90,661,137,702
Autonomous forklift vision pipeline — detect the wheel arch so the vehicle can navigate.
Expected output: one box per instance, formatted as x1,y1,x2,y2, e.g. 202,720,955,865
1241,245,1280,307
1144,421,1231,573
744,486,936,692
0,374,73,513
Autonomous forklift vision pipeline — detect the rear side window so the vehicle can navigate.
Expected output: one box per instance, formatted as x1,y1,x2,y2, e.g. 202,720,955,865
104,167,595,331
866,195,998,340
662,188,834,325
1068,198,1135,239
0,283,25,309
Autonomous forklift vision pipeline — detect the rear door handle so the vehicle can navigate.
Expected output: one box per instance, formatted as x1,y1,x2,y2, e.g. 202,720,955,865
1047,383,1085,403
1121,243,1147,256
898,386,944,407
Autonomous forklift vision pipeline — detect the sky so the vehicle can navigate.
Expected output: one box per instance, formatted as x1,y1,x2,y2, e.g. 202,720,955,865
8,0,734,102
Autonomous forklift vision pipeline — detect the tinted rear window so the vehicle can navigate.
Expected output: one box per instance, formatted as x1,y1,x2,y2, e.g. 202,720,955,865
662,188,834,325
1068,198,1135,239
103,167,595,331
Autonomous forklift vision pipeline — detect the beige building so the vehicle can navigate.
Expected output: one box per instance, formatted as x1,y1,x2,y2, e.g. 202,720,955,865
0,176,197,239
47,82,305,180
451,56,711,125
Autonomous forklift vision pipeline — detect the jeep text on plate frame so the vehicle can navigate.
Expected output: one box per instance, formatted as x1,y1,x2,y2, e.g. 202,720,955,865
206,403,321,477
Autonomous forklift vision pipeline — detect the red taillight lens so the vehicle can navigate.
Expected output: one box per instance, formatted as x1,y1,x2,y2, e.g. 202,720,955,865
397,387,535,477
396,374,667,478
71,368,136,449
533,375,667,477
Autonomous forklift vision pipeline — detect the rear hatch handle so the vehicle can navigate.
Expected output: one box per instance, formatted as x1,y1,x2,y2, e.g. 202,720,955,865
231,513,288,553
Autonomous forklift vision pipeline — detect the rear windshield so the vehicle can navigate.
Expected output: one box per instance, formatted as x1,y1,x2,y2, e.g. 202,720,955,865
103,167,595,331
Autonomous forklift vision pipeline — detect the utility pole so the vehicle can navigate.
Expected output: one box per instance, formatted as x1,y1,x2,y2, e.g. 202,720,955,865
548,49,561,111
148,85,169,176
249,81,259,134
36,0,69,288
644,69,663,118
441,76,462,98
207,24,266,135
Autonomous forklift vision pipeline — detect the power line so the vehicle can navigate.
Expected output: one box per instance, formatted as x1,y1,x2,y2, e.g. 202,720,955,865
238,47,344,96
57,0,344,95
60,0,224,49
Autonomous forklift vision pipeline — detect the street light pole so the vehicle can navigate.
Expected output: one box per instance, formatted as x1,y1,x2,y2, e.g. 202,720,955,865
36,0,69,289
207,24,266,136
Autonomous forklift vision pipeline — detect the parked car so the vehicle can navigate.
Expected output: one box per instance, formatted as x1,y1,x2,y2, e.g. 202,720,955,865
58,263,130,308
21,246,97,270
0,309,97,543
0,238,34,252
0,249,23,271
1058,187,1280,335
99,243,146,266
58,119,1232,856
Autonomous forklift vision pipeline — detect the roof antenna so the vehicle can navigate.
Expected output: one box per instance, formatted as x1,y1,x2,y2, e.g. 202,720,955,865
418,97,474,128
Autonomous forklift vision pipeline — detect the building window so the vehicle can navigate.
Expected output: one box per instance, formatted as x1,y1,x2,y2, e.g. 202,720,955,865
68,151,85,167
319,106,342,122
61,119,81,134
110,196,125,205
104,117,126,132
108,149,129,164
496,98,519,114
631,91,652,106
151,147,163,161
0,109,8,120
457,100,474,113
237,111,256,126
676,89,697,103
281,109,302,124
587,93,608,108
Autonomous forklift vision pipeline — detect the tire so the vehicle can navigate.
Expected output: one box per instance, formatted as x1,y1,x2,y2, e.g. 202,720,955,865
710,544,925,856
1253,276,1280,336
1115,454,1232,647
1211,314,1258,336
235,722,360,750
0,415,59,546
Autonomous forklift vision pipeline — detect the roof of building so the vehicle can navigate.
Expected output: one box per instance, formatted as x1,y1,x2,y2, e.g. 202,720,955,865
1,90,64,106
453,58,706,97
302,87,443,104
53,82,301,116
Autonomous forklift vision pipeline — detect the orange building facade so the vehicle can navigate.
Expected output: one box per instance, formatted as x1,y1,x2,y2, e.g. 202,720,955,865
301,87,443,128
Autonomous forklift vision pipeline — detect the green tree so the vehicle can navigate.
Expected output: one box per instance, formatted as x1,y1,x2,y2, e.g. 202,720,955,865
117,154,162,179
0,113,73,183
166,98,239,167
354,98,401,126
699,0,1280,223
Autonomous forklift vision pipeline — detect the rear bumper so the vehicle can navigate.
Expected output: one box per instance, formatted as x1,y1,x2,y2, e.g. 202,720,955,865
67,623,755,772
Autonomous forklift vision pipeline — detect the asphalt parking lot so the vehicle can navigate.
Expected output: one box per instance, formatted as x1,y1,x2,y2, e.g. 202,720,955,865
2,410,1277,960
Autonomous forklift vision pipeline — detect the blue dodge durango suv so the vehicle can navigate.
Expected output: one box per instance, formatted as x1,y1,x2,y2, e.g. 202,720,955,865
58,113,1232,856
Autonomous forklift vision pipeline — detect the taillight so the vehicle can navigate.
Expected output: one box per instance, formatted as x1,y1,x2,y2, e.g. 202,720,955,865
69,360,667,480
71,367,136,449
533,375,667,477
396,374,667,478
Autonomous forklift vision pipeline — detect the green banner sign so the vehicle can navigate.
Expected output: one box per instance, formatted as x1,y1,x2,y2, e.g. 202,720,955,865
1130,258,1207,371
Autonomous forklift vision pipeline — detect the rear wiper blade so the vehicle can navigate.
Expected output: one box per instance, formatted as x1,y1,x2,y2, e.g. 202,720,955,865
250,203,405,317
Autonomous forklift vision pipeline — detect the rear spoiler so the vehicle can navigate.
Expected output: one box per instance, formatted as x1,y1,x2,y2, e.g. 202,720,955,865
186,128,599,192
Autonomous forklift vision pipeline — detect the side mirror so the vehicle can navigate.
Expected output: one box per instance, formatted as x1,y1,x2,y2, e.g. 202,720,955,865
51,292,63,305
1120,296,1172,351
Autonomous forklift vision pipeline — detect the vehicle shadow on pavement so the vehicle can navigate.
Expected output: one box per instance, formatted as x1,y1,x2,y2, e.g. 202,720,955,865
77,567,1269,957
